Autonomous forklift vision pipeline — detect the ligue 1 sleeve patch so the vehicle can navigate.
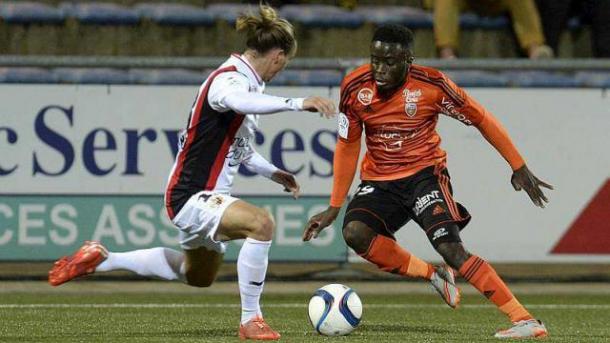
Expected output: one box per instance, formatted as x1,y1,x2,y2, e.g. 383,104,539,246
338,112,349,139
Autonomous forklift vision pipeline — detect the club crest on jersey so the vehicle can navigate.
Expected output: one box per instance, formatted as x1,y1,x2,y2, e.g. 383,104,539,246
357,88,373,105
405,102,417,117
403,88,421,117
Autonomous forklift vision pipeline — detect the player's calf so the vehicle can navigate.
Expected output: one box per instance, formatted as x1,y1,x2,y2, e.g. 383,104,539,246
434,240,471,270
183,246,223,288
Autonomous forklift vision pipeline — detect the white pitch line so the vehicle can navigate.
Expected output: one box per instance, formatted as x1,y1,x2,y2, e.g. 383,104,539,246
0,303,608,310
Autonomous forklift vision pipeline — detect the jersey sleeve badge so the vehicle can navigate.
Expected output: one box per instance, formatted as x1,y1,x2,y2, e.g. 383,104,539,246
338,112,349,139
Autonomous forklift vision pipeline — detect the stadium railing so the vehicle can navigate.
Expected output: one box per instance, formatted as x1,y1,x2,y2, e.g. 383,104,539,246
1,56,610,87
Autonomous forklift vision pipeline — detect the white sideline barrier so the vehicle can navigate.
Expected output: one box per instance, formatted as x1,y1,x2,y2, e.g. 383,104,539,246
0,85,608,262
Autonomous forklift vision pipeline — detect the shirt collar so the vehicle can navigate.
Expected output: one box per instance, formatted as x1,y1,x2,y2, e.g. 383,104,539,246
230,53,264,86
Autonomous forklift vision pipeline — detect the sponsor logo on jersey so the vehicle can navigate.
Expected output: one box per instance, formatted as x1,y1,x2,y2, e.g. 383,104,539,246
403,88,422,103
357,88,374,105
440,97,472,125
432,227,449,241
413,190,444,215
403,88,421,117
226,136,251,167
338,112,349,139
370,126,419,152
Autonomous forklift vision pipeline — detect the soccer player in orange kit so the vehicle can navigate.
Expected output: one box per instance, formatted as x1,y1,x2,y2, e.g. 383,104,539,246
303,25,553,339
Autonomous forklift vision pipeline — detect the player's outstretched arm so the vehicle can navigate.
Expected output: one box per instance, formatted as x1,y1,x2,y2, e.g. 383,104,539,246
436,72,555,206
510,164,554,208
222,92,336,117
302,96,337,118
209,72,336,117
271,170,301,199
302,206,341,241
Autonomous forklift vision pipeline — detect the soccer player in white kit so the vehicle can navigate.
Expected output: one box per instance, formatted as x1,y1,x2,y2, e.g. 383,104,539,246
48,5,336,340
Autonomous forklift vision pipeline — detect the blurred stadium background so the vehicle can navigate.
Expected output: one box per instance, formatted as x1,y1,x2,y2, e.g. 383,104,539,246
0,0,609,342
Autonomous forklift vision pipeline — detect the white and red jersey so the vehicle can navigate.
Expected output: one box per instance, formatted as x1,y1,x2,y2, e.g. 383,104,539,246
164,54,303,219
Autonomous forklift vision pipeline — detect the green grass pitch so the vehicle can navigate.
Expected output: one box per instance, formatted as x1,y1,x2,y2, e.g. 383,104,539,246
0,284,608,342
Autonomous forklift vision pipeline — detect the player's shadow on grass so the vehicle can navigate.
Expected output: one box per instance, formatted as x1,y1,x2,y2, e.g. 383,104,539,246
361,324,450,335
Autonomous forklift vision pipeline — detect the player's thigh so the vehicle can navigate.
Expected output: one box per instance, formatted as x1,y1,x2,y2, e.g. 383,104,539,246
183,246,223,287
343,182,408,238
410,168,470,247
172,191,239,255
215,199,274,241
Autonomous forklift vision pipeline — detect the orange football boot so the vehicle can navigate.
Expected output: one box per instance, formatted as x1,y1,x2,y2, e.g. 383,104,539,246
239,316,281,341
48,241,108,286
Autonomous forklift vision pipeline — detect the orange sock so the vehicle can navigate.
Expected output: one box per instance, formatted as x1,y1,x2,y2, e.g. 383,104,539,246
459,255,533,322
360,235,434,280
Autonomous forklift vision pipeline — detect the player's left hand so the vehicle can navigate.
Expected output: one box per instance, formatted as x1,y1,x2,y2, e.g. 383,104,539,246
271,170,301,199
302,96,337,119
511,164,553,208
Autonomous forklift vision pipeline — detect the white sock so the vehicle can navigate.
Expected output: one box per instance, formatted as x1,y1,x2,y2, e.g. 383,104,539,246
96,247,185,281
238,238,271,324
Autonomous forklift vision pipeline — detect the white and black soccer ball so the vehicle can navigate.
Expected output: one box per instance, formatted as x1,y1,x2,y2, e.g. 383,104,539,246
308,283,362,336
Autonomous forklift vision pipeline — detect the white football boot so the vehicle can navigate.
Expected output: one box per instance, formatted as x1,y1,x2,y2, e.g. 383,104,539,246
494,319,548,339
430,264,461,308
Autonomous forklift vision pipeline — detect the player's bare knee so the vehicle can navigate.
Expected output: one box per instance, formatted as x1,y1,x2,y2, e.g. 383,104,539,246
249,209,275,241
342,222,375,254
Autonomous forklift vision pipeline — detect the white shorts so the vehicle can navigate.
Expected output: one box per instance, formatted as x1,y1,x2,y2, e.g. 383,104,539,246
171,191,239,253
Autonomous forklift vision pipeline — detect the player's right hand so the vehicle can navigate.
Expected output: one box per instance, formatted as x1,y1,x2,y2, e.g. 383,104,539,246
302,206,341,241
302,96,337,119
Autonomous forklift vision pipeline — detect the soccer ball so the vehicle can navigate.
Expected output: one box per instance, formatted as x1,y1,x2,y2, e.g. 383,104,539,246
307,283,362,336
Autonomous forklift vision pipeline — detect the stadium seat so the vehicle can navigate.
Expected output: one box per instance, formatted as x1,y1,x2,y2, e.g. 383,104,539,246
460,13,509,30
54,68,131,84
0,1,65,24
567,16,581,30
574,71,610,88
135,3,214,26
354,6,433,28
269,69,343,87
206,3,254,25
280,5,364,28
444,70,510,87
0,67,58,83
129,68,208,85
502,71,580,88
60,2,140,25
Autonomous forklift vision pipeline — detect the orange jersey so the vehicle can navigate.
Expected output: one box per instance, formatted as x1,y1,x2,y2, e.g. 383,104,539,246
330,64,525,207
